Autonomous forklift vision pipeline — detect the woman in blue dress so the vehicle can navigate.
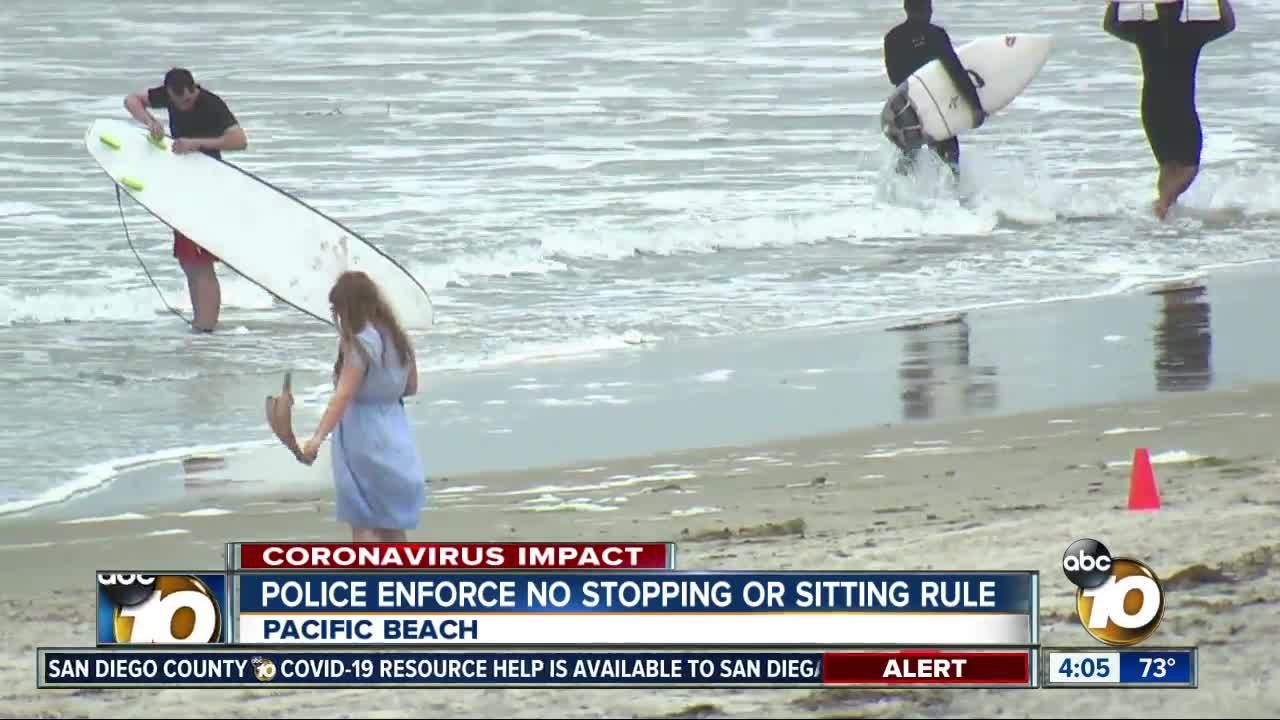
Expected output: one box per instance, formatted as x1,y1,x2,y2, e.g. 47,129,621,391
300,271,426,541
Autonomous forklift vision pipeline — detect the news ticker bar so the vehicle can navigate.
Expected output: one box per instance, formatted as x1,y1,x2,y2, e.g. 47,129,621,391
97,570,1039,647
1043,647,1197,688
41,647,1199,689
228,543,677,571
40,648,1038,688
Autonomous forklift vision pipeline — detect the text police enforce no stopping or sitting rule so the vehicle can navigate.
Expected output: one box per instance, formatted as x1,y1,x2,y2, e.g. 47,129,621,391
238,573,1033,613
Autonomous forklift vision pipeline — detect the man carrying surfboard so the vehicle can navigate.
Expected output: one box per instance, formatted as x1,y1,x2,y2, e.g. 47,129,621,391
123,68,248,332
1103,0,1236,220
883,0,986,174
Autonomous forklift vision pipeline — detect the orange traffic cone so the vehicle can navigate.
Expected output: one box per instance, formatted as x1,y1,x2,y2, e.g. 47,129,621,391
1127,448,1161,511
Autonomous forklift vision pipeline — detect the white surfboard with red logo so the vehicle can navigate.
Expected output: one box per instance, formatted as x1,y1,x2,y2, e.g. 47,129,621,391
885,34,1052,146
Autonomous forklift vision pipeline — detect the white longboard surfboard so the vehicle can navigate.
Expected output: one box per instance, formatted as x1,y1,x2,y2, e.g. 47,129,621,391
1108,0,1223,23
84,118,434,330
881,33,1051,147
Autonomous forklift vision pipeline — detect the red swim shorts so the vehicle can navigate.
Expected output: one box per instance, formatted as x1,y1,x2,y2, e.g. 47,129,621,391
173,231,218,266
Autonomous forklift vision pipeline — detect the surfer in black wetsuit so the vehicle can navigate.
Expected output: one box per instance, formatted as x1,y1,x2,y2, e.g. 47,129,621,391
1103,0,1236,220
882,0,986,175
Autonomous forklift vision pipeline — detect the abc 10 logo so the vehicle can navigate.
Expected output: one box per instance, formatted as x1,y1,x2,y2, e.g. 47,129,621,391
1061,539,1165,646
96,573,226,644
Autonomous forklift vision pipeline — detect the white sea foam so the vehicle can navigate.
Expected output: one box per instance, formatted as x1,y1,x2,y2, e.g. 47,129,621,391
1102,427,1162,436
519,495,620,513
170,508,234,518
536,394,632,407
694,369,734,383
436,485,487,494
862,447,955,459
0,440,270,517
59,512,150,525
0,541,57,552
670,506,721,517
490,470,697,498
1106,450,1208,468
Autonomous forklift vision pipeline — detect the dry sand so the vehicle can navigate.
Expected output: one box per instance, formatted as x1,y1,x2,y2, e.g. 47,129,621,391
3,382,1279,718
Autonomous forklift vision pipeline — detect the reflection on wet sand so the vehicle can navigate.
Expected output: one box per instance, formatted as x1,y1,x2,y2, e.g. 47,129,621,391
182,454,230,491
890,313,999,421
1152,284,1212,392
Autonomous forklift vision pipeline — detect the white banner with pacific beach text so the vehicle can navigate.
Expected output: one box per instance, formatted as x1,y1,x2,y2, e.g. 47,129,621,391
235,613,1031,645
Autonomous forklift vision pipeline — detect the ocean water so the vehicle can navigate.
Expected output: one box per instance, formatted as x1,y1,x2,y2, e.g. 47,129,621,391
1,0,1279,516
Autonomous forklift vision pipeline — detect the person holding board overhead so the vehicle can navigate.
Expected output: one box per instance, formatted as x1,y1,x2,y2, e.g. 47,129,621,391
883,0,986,175
123,68,248,332
1103,0,1236,220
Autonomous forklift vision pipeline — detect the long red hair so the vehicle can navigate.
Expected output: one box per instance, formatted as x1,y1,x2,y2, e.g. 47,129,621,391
329,271,413,381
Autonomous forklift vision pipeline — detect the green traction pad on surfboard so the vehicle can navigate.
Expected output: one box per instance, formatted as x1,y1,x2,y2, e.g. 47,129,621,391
98,133,166,151
120,177,143,191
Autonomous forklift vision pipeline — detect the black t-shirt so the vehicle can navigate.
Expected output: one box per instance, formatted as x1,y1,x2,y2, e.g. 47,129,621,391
146,85,239,159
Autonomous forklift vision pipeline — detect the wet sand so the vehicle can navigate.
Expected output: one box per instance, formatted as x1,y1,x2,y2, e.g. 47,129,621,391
29,257,1248,523
4,379,1279,717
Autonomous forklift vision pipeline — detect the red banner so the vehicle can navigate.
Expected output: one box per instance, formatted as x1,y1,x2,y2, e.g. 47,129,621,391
824,651,1030,685
235,542,672,571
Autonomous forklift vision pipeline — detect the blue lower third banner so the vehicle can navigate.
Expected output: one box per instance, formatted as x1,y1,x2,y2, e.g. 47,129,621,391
235,571,1037,645
37,648,1036,688
40,649,819,688
1043,647,1197,688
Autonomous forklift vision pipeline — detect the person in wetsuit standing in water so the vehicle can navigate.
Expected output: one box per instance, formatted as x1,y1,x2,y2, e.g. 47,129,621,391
883,0,986,175
1103,0,1236,220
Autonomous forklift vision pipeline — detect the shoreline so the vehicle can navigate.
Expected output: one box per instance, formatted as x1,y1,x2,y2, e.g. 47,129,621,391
7,256,1269,522
5,375,1279,716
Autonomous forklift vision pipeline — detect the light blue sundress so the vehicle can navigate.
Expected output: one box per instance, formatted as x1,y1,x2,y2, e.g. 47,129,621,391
331,323,426,530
